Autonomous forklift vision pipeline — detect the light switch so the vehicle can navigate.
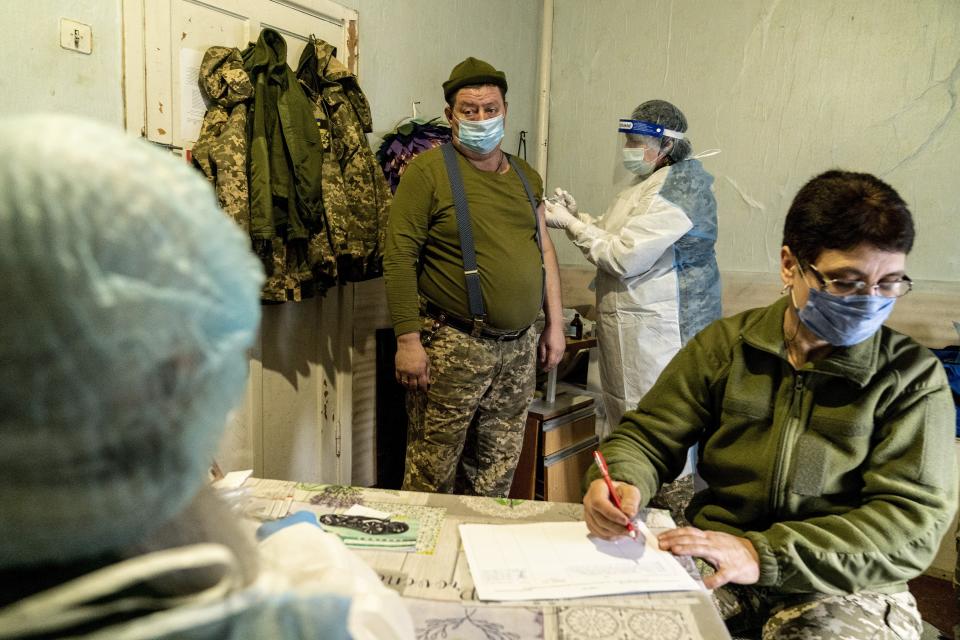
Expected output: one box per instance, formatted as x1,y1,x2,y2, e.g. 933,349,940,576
59,18,92,55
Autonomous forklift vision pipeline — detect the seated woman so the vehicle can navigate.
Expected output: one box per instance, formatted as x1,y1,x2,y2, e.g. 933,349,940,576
0,115,413,640
582,170,957,639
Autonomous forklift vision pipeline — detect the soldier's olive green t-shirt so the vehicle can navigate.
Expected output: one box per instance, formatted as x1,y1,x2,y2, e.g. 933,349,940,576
384,146,544,336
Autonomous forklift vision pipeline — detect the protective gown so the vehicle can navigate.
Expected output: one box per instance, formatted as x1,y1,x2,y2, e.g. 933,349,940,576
565,159,721,433
0,524,414,639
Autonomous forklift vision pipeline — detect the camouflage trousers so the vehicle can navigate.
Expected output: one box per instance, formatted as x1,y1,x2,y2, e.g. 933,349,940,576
711,581,922,639
402,324,537,497
648,473,696,527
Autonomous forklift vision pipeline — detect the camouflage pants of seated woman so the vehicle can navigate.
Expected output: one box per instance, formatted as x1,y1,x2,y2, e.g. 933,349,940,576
653,477,923,639
707,578,921,640
647,473,696,527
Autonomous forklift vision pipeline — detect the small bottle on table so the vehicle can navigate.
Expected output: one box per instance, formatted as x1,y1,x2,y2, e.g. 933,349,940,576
570,313,583,340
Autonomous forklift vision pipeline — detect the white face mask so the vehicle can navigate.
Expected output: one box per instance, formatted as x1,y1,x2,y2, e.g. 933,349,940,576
621,146,656,176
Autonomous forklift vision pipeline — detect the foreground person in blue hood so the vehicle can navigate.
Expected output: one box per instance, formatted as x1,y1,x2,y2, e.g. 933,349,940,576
0,115,413,640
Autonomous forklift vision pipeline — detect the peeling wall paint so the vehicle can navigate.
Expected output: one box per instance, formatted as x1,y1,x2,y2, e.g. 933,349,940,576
547,0,960,282
6,1,952,283
4,1,541,164
341,0,543,166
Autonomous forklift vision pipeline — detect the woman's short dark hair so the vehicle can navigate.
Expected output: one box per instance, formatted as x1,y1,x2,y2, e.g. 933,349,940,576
782,170,915,265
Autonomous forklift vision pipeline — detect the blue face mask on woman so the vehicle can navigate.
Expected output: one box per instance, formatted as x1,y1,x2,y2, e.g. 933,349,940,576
456,114,504,155
795,287,896,347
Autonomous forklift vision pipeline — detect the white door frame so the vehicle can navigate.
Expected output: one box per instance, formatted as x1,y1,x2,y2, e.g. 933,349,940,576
119,0,360,485
120,0,358,143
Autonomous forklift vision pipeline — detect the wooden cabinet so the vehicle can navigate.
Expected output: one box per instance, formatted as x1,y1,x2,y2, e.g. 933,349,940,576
510,394,598,503
540,402,598,502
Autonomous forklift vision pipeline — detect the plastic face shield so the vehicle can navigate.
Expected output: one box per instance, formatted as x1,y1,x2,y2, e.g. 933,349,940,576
617,119,685,141
613,120,672,180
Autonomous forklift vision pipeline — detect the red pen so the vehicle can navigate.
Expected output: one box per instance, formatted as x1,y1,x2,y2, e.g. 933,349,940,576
593,450,637,540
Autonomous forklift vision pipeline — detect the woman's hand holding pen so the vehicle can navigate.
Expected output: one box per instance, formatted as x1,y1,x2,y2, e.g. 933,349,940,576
583,478,641,539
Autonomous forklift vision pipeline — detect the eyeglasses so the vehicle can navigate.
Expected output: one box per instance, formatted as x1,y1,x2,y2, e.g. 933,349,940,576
802,263,912,298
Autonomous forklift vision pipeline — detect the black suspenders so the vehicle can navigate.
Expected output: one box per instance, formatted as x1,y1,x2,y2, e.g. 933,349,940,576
439,143,544,335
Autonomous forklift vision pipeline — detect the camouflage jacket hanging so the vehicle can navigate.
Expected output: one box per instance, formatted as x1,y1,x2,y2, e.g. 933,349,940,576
192,47,253,233
193,42,312,302
242,29,329,302
296,36,392,286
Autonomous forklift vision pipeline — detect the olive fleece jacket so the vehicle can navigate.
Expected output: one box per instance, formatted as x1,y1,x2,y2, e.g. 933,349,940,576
592,296,958,595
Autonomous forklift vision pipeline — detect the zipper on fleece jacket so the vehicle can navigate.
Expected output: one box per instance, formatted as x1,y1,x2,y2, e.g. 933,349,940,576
770,372,805,515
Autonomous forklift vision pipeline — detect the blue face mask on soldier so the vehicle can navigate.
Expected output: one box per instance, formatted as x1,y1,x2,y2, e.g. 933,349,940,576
794,286,896,347
456,115,505,155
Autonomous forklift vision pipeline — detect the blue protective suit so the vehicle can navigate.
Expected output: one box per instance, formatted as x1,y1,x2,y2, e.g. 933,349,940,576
565,159,721,434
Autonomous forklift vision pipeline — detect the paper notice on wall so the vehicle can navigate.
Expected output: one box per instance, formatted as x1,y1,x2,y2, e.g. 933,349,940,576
179,48,206,144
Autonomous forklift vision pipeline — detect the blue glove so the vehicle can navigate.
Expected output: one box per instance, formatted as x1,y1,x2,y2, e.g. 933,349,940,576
256,510,321,540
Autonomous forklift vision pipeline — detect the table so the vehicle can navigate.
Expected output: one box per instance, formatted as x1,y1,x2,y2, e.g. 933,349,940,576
239,478,731,640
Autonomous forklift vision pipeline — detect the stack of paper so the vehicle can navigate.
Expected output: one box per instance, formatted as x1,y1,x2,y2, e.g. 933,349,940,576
459,520,701,601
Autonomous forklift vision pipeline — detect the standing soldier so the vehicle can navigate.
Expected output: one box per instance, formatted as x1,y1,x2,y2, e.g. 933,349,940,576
384,57,565,496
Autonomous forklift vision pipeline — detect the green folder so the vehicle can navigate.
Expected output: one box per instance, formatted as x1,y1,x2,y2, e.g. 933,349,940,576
321,517,419,550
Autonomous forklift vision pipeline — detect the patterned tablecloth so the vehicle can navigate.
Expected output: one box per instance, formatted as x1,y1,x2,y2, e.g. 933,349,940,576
239,478,730,640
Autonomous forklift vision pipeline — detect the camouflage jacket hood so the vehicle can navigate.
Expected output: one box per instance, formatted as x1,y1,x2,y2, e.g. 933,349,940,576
192,47,252,234
199,46,254,109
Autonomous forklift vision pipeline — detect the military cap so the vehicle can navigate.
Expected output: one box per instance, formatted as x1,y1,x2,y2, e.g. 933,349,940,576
442,56,508,103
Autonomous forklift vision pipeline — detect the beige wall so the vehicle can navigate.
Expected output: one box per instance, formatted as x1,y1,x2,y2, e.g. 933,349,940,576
2,1,124,124
0,0,545,484
3,1,543,156
546,0,960,286
343,0,543,163
560,266,960,348
7,1,954,286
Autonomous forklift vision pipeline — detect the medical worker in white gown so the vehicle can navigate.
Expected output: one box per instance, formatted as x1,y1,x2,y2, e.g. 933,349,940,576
545,100,721,482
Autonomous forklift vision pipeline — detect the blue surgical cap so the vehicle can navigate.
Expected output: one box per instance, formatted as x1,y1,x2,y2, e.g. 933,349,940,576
629,100,692,162
0,115,264,568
